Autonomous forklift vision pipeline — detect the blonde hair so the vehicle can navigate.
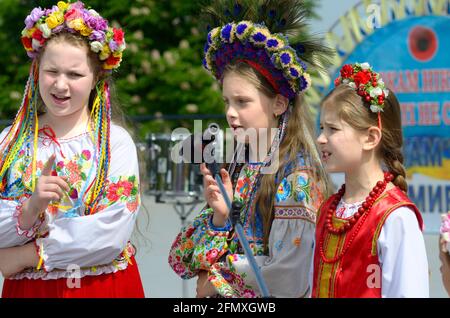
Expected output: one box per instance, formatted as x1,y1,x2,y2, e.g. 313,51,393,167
222,61,331,250
322,84,408,192
36,32,126,127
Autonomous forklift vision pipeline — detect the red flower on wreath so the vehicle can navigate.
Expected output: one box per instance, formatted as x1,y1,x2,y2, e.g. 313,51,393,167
353,70,371,87
113,28,125,46
340,64,354,78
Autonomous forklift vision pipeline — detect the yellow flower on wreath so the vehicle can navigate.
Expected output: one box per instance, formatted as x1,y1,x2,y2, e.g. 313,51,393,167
57,1,70,11
45,11,64,29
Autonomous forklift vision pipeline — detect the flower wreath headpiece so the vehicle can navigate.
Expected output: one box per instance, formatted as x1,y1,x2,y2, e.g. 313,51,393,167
21,1,126,70
0,1,119,216
334,62,389,113
202,0,333,100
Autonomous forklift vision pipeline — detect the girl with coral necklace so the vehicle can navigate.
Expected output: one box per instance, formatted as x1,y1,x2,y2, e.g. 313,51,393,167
0,1,144,298
312,62,429,298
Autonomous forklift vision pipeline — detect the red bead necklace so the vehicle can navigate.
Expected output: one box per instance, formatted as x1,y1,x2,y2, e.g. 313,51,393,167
319,171,394,263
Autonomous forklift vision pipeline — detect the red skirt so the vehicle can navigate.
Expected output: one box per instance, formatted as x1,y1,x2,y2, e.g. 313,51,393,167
2,256,145,298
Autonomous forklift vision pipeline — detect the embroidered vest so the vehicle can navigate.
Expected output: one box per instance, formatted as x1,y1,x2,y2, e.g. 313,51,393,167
312,186,423,298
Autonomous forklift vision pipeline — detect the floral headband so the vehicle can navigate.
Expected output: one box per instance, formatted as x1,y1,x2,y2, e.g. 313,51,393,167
21,1,126,70
334,62,389,113
203,21,311,100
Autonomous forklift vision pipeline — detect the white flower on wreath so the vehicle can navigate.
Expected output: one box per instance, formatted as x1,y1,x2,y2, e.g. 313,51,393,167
32,38,41,50
370,104,383,113
88,9,100,17
383,89,389,97
39,23,52,38
348,82,356,89
370,87,383,97
90,41,103,53
360,62,371,70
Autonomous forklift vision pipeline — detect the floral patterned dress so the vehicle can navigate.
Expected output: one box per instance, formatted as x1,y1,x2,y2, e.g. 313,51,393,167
0,124,140,280
169,156,323,297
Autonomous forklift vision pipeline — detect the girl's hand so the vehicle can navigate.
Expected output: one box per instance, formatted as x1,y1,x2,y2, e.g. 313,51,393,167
21,154,69,229
0,243,39,278
200,164,233,227
196,270,217,298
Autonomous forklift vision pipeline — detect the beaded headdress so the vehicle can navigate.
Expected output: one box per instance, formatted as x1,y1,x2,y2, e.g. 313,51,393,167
0,1,124,215
202,0,333,100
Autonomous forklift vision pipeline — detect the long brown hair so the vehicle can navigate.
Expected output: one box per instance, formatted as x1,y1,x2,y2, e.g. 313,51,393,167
222,61,331,250
322,84,408,192
36,32,126,127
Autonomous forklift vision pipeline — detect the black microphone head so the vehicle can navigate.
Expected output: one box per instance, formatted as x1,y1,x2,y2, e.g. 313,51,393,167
179,124,222,164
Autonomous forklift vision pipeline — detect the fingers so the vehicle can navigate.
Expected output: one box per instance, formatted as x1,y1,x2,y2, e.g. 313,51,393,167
41,154,56,176
200,163,212,177
205,185,220,200
42,184,66,200
220,168,230,182
43,176,70,192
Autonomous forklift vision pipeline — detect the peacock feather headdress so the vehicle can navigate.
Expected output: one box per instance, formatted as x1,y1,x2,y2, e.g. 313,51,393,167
201,0,334,100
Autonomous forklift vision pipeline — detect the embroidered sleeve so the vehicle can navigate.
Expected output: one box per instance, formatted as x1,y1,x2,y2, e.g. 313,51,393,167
206,169,321,298
35,126,141,271
273,169,321,222
168,208,232,279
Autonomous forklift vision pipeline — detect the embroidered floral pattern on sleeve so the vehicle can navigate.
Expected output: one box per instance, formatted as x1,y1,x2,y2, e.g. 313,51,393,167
275,171,311,204
98,175,139,213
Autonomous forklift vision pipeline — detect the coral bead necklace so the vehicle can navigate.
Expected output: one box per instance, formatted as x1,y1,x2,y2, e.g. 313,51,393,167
319,171,394,263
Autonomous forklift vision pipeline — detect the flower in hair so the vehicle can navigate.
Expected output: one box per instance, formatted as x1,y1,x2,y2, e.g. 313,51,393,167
21,1,126,71
334,62,389,113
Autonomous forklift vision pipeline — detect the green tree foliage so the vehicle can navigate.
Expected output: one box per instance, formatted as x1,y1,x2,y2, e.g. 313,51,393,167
0,0,320,137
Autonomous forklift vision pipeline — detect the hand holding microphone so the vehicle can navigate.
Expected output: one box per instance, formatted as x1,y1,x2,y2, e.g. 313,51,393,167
200,164,232,227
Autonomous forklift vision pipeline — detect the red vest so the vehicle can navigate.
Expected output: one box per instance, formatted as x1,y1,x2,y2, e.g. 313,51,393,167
312,186,423,298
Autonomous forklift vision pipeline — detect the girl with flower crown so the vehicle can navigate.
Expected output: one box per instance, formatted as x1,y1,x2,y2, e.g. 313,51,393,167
312,62,429,298
168,0,332,298
0,1,144,298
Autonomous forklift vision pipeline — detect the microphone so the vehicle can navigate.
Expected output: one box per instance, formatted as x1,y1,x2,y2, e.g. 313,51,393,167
178,123,222,175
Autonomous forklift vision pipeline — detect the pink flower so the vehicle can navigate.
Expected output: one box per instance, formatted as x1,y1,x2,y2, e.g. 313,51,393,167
106,183,120,202
81,150,91,161
206,249,219,263
241,289,256,297
117,180,134,196
172,263,186,276
64,8,82,22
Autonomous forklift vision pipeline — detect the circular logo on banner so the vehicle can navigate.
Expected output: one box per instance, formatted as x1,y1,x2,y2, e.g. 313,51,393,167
408,26,438,62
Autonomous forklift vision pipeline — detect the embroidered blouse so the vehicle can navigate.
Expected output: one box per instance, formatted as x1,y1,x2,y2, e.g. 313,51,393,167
169,158,323,298
0,124,140,280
